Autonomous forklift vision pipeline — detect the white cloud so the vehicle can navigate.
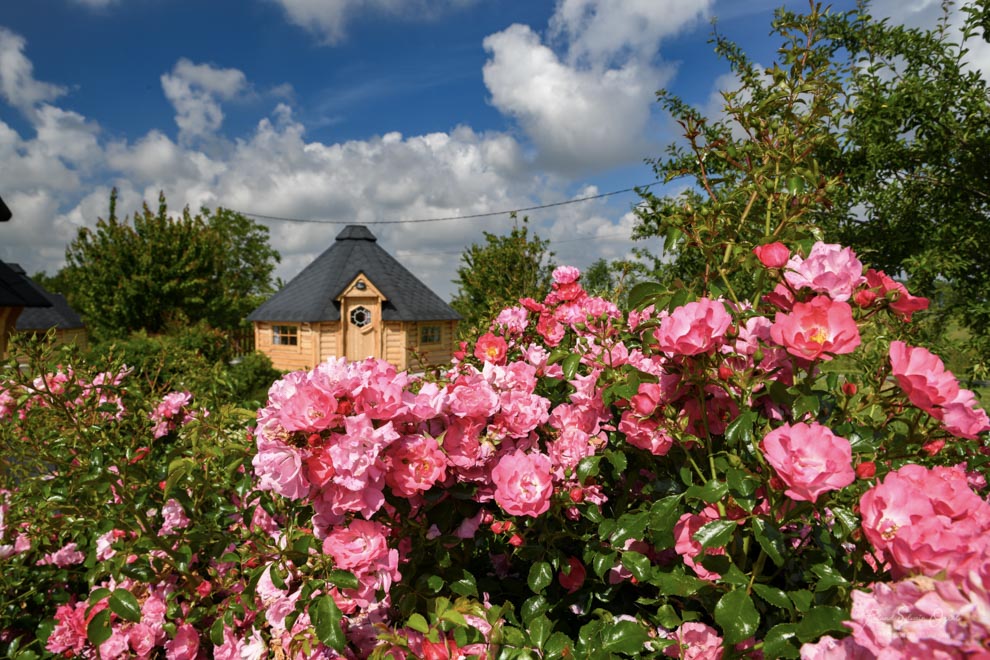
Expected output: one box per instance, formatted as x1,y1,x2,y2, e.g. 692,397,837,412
270,0,475,45
550,0,713,66
160,58,248,142
482,0,712,174
0,27,67,118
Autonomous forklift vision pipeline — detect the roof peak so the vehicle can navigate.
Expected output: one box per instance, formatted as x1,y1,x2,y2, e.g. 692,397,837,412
336,225,377,242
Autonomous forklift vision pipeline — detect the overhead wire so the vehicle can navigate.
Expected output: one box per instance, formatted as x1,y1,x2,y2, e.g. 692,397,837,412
227,182,658,226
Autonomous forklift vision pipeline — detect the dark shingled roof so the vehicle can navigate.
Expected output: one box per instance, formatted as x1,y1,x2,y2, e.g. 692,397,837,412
0,261,51,308
4,263,82,329
247,225,460,323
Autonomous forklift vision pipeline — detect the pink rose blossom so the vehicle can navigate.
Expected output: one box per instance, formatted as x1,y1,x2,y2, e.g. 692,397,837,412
939,387,990,439
784,242,865,301
618,411,674,456
252,436,310,500
654,298,732,356
492,390,551,439
493,305,528,335
490,450,553,517
770,295,861,361
446,371,499,419
159,498,191,536
888,340,960,415
552,265,581,285
662,622,724,659
859,268,929,321
37,541,86,567
474,332,508,364
165,623,200,660
385,434,448,498
761,422,854,502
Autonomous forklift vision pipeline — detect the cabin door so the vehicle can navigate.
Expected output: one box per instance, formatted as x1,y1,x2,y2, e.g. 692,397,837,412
344,297,379,361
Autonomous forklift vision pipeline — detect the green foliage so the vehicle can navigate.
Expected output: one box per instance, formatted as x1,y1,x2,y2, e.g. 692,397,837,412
60,189,279,340
450,216,555,338
634,0,990,372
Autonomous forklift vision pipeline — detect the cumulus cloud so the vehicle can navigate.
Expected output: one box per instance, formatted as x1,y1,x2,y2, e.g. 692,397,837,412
271,0,475,44
483,0,712,173
160,58,248,142
0,27,67,117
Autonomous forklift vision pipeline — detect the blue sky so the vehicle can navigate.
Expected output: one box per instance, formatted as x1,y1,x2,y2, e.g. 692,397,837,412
0,0,965,300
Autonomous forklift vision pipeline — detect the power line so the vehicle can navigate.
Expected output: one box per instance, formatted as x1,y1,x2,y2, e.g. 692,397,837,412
228,183,657,226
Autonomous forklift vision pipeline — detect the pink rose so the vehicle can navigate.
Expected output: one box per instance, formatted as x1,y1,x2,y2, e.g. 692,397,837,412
490,450,553,517
558,556,586,594
552,266,581,285
940,388,990,439
753,241,790,268
618,411,674,456
474,332,508,364
761,422,854,502
165,623,200,660
446,371,499,419
492,390,551,439
673,511,724,581
770,295,861,361
385,434,448,498
654,298,732,356
252,436,310,500
784,242,864,301
663,622,724,659
323,519,397,576
860,269,929,321
888,340,959,414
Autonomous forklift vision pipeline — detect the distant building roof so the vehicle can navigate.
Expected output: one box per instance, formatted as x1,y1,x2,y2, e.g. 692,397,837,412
4,263,83,330
247,225,460,323
0,261,51,308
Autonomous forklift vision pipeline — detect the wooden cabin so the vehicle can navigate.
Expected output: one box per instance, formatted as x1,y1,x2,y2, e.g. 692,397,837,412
247,225,460,372
0,261,52,358
9,264,88,352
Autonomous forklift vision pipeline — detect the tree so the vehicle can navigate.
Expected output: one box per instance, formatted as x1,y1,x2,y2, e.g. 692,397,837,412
450,217,555,338
61,189,280,339
634,0,990,371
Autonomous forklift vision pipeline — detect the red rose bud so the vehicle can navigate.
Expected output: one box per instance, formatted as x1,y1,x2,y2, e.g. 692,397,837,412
558,556,587,593
569,487,585,503
718,365,733,381
753,242,790,268
853,289,877,308
508,533,524,547
842,382,857,397
922,439,945,456
855,461,876,479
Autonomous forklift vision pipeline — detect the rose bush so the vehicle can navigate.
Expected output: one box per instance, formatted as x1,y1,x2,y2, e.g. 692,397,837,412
4,232,988,658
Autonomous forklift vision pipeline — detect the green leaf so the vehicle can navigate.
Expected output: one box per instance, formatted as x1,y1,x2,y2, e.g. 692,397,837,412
326,569,359,590
164,457,195,494
521,595,549,624
724,410,756,447
627,281,668,311
543,632,574,660
86,609,112,647
726,467,758,497
528,561,554,593
310,594,345,651
562,353,581,380
621,550,653,582
795,606,850,642
576,455,601,483
601,619,651,655
449,570,478,598
684,480,729,503
714,589,760,645
752,518,787,567
763,623,801,659
649,494,684,547
440,608,467,627
592,551,617,578
407,613,430,634
693,519,737,550
792,394,820,420
811,563,850,592
789,589,814,613
528,615,552,649
610,510,649,546
108,588,142,623
753,583,793,611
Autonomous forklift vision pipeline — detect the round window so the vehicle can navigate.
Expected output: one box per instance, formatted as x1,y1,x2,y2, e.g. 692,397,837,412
350,306,371,327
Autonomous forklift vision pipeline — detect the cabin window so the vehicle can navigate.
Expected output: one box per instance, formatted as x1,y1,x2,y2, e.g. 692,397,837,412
420,325,441,345
350,306,372,328
272,324,298,346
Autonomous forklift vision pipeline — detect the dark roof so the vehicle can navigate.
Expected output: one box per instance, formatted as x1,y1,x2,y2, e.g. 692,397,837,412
3,263,82,329
0,261,51,308
247,225,460,323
